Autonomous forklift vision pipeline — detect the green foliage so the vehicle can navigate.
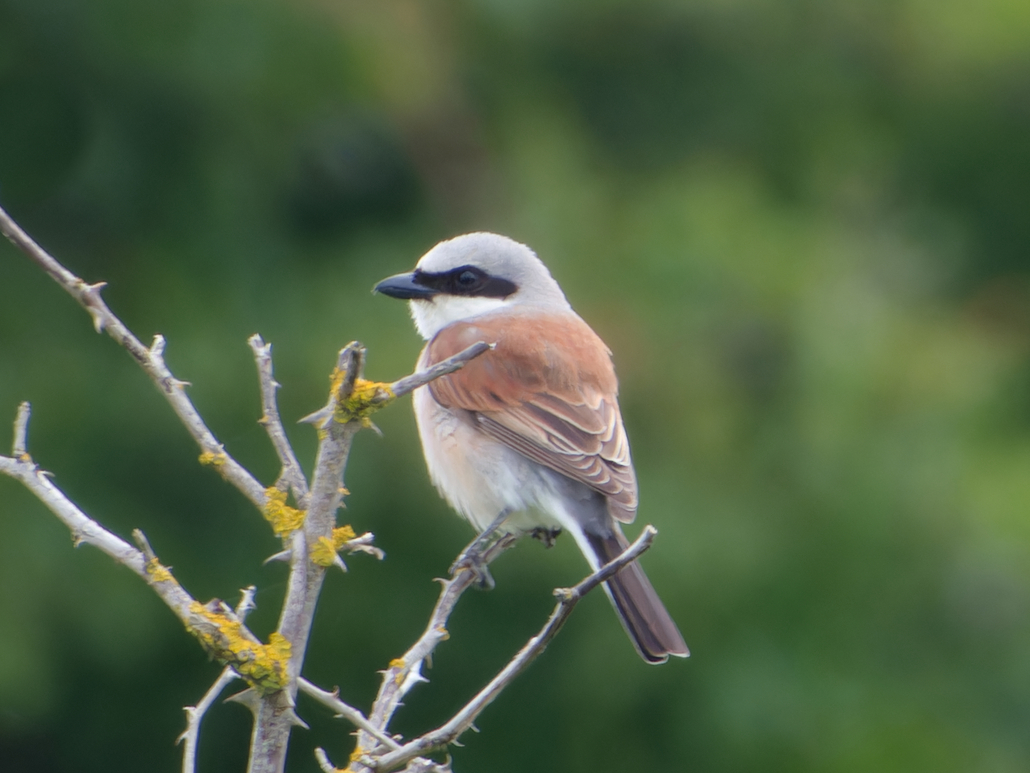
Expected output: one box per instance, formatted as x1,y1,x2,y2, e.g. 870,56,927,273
2,0,1029,771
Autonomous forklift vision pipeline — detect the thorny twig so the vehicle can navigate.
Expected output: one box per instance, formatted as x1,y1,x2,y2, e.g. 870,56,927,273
0,408,276,685
371,527,658,771
352,535,518,767
298,679,401,751
0,204,268,509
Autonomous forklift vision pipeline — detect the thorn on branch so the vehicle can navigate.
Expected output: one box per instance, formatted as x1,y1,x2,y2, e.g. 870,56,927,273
236,586,257,620
264,549,292,565
133,528,158,562
224,686,263,713
80,281,109,333
298,405,333,427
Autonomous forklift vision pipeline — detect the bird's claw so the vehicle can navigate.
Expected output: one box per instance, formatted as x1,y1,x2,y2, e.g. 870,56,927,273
450,550,496,590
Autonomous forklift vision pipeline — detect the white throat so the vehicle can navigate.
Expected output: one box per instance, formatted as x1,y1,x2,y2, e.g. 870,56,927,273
409,296,510,340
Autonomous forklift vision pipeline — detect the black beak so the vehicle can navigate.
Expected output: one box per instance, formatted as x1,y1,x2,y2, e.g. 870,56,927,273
373,272,436,300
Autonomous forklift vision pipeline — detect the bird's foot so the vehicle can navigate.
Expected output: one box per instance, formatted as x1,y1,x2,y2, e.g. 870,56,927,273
530,527,562,549
449,509,511,590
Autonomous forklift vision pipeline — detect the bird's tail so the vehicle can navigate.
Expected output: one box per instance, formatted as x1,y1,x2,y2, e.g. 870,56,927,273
582,528,689,664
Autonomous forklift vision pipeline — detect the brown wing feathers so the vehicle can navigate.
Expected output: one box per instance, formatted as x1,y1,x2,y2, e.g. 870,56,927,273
426,312,638,522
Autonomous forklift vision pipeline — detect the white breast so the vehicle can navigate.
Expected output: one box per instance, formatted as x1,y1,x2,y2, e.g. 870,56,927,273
412,347,564,535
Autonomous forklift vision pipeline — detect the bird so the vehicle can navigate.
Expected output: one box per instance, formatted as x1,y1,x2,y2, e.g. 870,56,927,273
374,232,688,664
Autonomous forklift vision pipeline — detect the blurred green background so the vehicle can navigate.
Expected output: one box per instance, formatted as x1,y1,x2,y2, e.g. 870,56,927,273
2,0,1030,771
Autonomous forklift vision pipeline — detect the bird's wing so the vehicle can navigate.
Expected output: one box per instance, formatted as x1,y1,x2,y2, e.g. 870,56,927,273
424,310,637,522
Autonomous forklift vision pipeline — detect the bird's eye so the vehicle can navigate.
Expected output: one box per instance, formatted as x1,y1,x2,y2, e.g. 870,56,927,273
458,270,478,286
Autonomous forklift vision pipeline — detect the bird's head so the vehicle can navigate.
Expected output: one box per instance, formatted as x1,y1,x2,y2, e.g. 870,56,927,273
374,232,571,339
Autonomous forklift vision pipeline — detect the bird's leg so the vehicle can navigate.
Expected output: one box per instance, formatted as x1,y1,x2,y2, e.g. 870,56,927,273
450,509,511,590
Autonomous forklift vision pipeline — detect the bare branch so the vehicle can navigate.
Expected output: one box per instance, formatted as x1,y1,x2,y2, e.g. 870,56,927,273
0,402,296,707
0,448,174,602
298,679,400,751
12,401,29,458
351,535,517,764
389,341,491,399
372,527,658,772
249,334,309,505
180,667,239,773
299,339,490,432
0,203,267,509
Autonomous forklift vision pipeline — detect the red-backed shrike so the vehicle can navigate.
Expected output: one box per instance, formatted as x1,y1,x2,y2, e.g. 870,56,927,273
375,232,688,663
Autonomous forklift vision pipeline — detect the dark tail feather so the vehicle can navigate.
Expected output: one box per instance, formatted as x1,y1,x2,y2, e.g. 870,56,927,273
584,529,689,664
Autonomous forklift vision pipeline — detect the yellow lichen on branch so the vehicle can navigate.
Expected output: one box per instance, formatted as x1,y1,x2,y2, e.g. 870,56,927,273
348,746,369,769
198,450,228,469
263,487,306,536
388,658,407,685
187,601,291,694
333,524,356,545
145,557,176,585
310,525,358,566
331,370,395,425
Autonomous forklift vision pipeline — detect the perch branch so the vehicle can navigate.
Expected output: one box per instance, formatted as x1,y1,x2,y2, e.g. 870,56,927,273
0,203,267,509
299,341,489,430
389,342,491,399
372,527,658,772
350,534,518,765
